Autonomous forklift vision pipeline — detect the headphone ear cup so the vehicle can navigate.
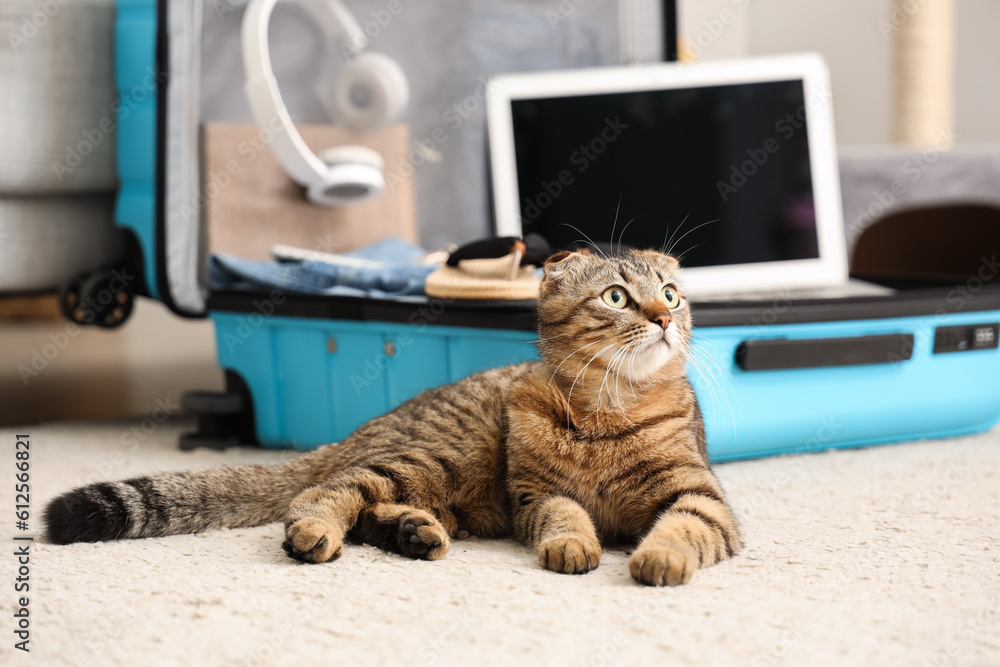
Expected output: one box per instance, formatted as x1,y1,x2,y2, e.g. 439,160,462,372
306,145,386,206
328,52,409,131
317,145,385,171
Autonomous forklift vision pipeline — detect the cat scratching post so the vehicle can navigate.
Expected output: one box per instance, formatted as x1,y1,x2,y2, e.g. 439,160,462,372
892,0,954,146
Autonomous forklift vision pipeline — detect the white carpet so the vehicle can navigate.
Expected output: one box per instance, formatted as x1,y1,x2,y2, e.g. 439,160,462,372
2,419,999,666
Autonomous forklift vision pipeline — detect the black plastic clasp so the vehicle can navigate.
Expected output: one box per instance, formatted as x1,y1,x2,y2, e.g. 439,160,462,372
735,334,915,371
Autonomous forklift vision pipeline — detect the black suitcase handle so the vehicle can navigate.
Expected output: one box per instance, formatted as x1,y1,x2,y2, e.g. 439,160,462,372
735,333,914,371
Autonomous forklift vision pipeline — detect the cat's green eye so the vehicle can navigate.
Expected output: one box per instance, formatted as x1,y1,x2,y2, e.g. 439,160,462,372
661,286,681,309
601,287,628,309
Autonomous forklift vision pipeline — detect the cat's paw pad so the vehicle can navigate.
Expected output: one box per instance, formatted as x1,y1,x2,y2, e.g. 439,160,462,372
629,541,697,586
539,534,601,574
282,518,343,564
397,511,450,561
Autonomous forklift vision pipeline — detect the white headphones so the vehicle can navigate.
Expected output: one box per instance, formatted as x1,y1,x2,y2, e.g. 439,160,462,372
242,0,409,206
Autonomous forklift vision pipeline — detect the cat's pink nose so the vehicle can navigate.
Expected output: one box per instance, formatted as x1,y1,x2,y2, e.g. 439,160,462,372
652,314,671,329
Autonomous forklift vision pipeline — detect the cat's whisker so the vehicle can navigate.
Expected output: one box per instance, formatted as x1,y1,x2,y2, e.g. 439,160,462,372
612,342,636,417
609,193,623,256
548,337,612,386
623,341,642,399
684,351,728,435
567,339,623,416
558,223,608,260
687,346,739,440
698,360,737,443
690,337,742,415
693,344,740,403
616,216,640,255
689,340,743,440
666,218,720,258
568,238,600,251
626,341,640,394
661,207,692,254
597,344,632,422
611,346,634,419
682,347,714,398
672,241,708,261
595,345,625,424
685,352,719,411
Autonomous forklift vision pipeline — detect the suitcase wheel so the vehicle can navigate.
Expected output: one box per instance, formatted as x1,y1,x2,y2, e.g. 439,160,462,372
59,268,135,329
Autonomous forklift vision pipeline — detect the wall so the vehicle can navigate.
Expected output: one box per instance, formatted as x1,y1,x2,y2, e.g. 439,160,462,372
679,0,1000,145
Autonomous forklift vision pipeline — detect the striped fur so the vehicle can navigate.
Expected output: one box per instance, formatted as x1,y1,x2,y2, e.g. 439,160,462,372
45,249,741,586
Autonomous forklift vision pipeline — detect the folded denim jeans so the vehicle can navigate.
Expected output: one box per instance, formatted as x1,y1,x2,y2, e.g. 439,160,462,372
209,238,435,299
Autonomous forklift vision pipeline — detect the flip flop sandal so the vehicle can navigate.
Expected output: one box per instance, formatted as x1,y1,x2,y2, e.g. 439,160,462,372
425,234,550,300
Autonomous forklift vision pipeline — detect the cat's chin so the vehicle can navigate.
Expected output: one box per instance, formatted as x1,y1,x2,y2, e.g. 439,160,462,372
627,336,680,383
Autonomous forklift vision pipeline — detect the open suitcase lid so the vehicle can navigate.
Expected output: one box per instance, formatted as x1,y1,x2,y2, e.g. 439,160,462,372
136,1,999,324
149,0,677,318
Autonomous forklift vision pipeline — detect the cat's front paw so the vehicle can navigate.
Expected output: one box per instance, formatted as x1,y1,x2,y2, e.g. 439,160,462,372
629,541,697,586
283,518,343,563
397,510,450,561
539,534,601,574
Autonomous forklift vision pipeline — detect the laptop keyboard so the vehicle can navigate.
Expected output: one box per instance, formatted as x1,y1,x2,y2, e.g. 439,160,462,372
690,280,895,304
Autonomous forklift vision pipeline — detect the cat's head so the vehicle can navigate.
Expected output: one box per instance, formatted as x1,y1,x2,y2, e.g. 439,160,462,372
536,249,691,386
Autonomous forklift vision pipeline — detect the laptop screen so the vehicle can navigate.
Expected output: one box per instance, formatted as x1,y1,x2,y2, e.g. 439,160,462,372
509,79,818,268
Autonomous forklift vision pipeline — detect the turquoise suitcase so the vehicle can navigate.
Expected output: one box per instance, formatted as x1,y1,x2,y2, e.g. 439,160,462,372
204,288,1000,459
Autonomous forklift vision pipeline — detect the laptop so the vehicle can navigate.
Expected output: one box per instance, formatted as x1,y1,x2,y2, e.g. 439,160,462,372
485,53,892,301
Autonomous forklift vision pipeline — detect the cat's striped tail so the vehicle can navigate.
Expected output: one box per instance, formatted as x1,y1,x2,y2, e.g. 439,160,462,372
43,450,328,545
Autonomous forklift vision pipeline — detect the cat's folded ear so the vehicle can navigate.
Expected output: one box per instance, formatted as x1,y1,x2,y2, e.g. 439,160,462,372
542,251,586,281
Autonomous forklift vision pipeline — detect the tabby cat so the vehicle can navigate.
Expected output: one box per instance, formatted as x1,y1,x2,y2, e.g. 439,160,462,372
45,248,741,586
